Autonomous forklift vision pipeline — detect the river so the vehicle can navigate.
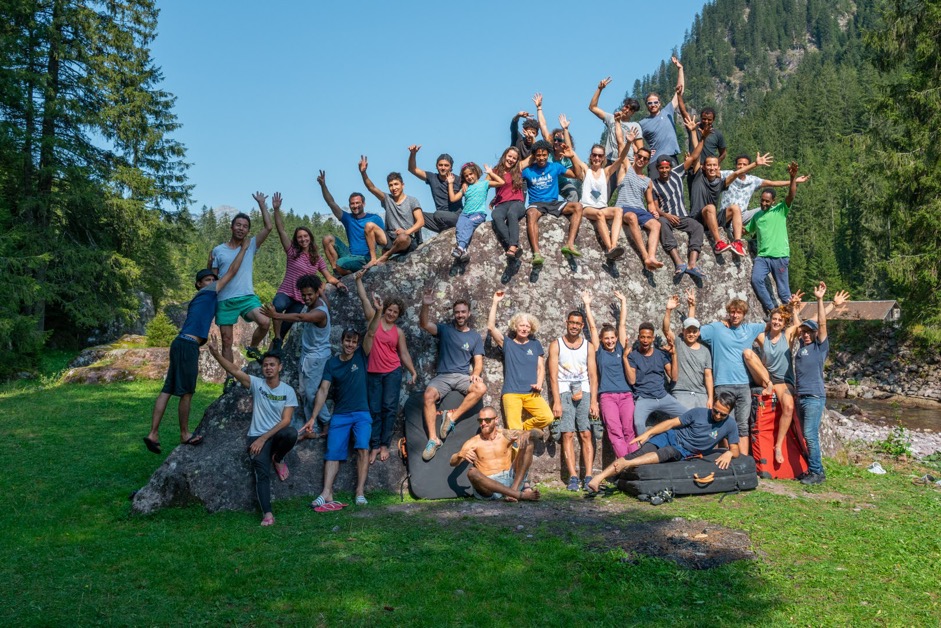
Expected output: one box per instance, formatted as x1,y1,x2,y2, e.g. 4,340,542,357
827,397,941,432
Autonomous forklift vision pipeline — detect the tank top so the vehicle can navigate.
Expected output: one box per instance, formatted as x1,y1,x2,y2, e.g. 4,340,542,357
763,333,794,385
596,342,631,394
368,322,402,374
556,337,589,391
300,302,331,359
579,168,609,209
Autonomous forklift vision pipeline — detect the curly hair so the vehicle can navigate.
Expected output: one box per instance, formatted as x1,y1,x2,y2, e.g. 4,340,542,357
383,297,406,319
508,312,540,337
493,147,524,192
768,305,792,327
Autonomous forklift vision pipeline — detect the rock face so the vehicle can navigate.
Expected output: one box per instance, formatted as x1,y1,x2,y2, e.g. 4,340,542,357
134,218,769,514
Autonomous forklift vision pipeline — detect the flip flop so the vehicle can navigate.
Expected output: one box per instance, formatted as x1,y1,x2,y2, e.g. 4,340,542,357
274,461,289,481
182,434,203,446
314,501,347,513
143,437,161,454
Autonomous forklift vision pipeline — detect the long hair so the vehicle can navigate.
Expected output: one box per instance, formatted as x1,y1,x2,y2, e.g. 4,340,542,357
493,146,524,191
291,226,321,266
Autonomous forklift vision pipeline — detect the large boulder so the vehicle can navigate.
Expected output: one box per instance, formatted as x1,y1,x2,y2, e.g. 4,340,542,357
133,217,766,513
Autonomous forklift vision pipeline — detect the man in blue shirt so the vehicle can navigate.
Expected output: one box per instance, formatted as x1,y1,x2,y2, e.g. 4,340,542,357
587,391,740,493
638,56,685,177
794,282,834,485
522,140,585,266
318,170,385,276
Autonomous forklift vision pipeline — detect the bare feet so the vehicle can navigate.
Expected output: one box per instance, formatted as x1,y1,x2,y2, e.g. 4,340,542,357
586,478,603,493
261,513,275,527
509,487,540,501
645,258,664,271
774,445,784,464
379,445,390,462
273,460,289,482
369,448,380,465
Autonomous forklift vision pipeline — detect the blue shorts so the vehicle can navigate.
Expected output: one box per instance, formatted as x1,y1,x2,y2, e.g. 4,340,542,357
325,411,371,460
622,206,656,226
647,430,695,459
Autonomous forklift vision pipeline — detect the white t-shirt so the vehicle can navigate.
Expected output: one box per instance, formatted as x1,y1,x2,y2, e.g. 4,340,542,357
721,171,763,211
247,375,298,438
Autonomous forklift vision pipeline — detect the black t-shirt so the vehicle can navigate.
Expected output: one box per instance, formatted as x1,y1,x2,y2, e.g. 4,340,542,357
425,173,463,213
688,126,727,162
687,168,726,215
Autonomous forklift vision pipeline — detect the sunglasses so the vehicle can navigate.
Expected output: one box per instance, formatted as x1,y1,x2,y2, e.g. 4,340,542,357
646,100,660,106
590,153,605,158
634,155,650,162
553,137,565,143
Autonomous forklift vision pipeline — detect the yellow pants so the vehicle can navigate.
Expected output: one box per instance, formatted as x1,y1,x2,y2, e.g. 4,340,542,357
502,393,554,430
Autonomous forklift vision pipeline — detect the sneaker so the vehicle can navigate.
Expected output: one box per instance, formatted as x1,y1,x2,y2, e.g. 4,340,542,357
713,241,731,255
270,337,283,352
673,263,687,279
560,245,582,258
800,472,825,485
532,253,545,266
583,476,594,491
685,266,706,281
731,240,746,257
451,247,464,259
439,412,456,441
567,476,580,491
245,345,263,361
421,439,441,462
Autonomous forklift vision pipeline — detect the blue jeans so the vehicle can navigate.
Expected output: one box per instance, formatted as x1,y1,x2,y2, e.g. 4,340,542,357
368,367,403,448
799,395,826,475
273,292,304,338
456,212,486,249
751,256,791,313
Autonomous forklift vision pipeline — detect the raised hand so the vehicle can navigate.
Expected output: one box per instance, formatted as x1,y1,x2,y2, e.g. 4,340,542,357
408,144,421,154
532,92,543,108
559,113,570,129
682,114,697,132
787,161,799,178
581,290,592,306
359,155,368,173
666,294,680,310
832,290,850,308
446,172,455,184
317,170,326,186
272,192,282,211
493,289,506,302
422,288,434,306
789,290,805,308
206,332,221,356
814,281,827,300
516,110,532,119
685,288,697,307
373,294,383,312
795,174,812,184
671,55,683,69
625,127,638,143
675,83,684,97
598,77,612,90
561,144,575,158
354,269,366,281
252,191,268,208
614,289,627,302
755,152,774,167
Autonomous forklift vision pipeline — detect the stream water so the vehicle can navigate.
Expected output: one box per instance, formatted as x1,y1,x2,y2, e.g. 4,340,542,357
827,397,941,432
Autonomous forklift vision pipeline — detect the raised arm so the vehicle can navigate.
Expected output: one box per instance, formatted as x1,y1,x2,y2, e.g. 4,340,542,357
724,152,773,188
623,350,637,386
206,333,251,388
588,77,612,121
271,192,292,252
562,142,586,180
784,161,799,207
685,287,697,320
214,238,250,293
317,170,344,221
675,83,689,123
483,164,505,188
582,291,599,349
407,144,428,182
419,289,438,335
784,290,806,343
511,110,530,146
662,294,679,343
560,113,574,151
487,290,506,348
664,336,678,383
251,191,274,248
605,126,636,177
814,281,829,343
684,115,708,171
533,93,550,141
447,173,465,203
671,56,685,108
358,155,385,202
353,270,376,321
363,297,382,356
615,290,629,347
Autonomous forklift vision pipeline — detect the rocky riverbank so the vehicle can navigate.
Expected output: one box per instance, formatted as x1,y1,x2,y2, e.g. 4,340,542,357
823,404,941,459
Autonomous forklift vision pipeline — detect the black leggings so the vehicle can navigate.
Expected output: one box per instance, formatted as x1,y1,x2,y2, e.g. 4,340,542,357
248,426,298,513
491,201,527,248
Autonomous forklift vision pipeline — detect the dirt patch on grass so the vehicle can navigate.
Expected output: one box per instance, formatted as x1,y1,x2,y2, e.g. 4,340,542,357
367,495,756,570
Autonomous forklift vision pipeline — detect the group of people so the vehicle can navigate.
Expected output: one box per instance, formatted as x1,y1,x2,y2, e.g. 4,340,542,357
144,60,847,525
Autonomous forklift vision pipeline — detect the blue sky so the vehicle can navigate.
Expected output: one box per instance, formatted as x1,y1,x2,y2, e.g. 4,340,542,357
152,0,708,218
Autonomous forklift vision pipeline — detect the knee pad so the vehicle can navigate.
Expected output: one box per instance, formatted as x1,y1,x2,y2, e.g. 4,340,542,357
656,446,682,463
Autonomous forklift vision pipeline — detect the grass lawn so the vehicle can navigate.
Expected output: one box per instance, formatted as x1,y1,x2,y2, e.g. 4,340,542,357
1,369,940,626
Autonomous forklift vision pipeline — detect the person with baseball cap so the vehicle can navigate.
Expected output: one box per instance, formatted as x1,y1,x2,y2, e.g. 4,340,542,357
662,289,713,410
144,239,250,454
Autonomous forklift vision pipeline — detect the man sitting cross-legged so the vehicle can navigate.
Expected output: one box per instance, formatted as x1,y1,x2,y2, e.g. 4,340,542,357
419,289,487,461
449,406,541,502
586,391,740,493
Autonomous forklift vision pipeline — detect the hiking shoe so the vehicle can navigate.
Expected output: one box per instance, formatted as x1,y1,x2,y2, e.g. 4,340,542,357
451,247,464,259
583,476,594,491
270,337,283,352
685,266,706,281
731,240,746,257
245,345,263,361
439,412,456,441
713,241,731,255
673,263,687,279
532,253,545,266
605,246,626,261
560,244,582,258
421,439,441,462
567,476,580,491
800,472,825,485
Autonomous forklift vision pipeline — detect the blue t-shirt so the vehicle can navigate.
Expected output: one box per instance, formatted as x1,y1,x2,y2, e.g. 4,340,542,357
339,211,385,257
638,101,680,156
628,347,672,399
699,321,766,386
323,348,370,414
180,285,218,340
521,161,567,203
501,338,544,395
674,407,740,453
211,237,257,301
596,342,631,394
462,180,490,215
795,337,829,397
435,323,485,375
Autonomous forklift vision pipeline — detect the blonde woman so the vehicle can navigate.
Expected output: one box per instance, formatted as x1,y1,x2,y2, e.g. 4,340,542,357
487,290,554,432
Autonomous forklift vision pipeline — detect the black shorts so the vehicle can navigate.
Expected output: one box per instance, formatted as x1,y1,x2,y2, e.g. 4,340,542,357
383,230,419,253
530,200,567,217
161,335,200,396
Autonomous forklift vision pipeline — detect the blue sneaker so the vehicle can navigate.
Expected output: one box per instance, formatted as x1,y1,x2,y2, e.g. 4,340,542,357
567,476,580,491
421,439,441,462
583,476,594,491
439,411,456,441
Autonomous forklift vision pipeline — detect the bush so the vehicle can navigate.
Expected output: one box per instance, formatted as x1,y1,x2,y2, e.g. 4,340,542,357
255,281,276,307
146,311,178,347
873,422,912,457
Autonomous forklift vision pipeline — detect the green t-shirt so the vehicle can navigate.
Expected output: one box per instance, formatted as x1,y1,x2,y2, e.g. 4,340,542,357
746,200,790,257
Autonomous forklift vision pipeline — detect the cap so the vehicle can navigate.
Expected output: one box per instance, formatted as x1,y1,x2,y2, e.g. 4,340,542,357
800,319,819,332
682,317,700,329
195,269,218,283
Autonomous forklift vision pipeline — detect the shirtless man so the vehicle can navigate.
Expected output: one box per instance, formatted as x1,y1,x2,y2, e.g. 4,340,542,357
450,406,541,502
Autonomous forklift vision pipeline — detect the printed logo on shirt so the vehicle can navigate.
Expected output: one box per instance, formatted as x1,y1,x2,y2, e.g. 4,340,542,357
350,364,359,372
800,348,809,357
462,342,470,351
526,348,533,356
259,387,287,402
710,429,718,440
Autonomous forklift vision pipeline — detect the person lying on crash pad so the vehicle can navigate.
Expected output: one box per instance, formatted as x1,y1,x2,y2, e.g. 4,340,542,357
586,390,740,493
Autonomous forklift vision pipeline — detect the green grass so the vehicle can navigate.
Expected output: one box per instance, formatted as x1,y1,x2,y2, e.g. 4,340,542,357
1,377,940,625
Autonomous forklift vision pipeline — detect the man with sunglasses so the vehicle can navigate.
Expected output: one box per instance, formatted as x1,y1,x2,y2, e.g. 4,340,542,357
586,391,740,493
639,56,685,177
449,406,541,502
588,77,645,164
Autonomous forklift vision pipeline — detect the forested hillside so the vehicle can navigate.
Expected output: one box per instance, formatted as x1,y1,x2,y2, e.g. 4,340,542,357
631,0,941,340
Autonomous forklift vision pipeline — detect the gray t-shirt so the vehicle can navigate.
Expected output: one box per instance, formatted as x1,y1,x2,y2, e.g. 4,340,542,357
614,168,650,210
300,301,331,359
721,171,763,210
638,102,680,156
602,113,642,162
247,375,298,438
211,236,257,302
381,194,422,233
674,341,712,394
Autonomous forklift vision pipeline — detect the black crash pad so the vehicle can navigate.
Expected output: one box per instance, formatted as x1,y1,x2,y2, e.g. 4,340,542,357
616,451,758,497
